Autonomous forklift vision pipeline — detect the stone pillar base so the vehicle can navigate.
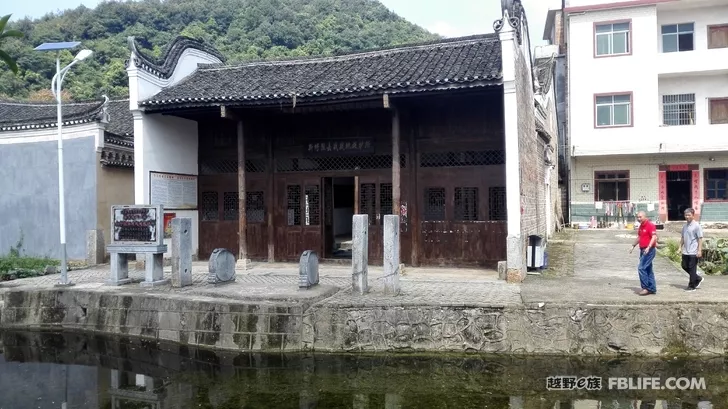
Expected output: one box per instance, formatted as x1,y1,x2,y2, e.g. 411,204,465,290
506,268,525,283
506,234,525,283
235,258,251,271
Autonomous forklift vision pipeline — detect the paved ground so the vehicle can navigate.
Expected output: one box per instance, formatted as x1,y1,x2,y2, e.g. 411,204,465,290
0,260,519,307
3,227,728,307
522,228,728,304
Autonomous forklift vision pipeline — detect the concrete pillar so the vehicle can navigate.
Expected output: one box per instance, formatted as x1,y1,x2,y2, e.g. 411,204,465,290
171,217,193,288
106,253,131,286
86,229,105,265
498,261,507,281
352,214,369,295
383,215,400,295
140,253,168,287
497,11,526,283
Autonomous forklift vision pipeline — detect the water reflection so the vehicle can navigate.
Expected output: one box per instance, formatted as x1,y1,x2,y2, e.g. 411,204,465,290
0,331,722,409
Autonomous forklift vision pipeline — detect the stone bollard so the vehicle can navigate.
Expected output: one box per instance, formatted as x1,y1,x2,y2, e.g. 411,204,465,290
352,214,369,295
171,217,193,288
208,248,236,285
86,229,105,266
299,250,319,289
383,215,401,295
498,261,507,281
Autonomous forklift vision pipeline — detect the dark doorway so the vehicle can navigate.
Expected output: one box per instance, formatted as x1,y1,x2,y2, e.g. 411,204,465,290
666,170,692,221
322,177,355,258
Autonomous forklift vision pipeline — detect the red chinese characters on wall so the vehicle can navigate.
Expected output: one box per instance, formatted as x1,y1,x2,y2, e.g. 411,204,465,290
692,170,701,217
658,171,667,221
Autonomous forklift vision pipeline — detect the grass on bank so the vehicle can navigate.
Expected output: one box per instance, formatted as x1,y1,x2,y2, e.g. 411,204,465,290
0,234,60,281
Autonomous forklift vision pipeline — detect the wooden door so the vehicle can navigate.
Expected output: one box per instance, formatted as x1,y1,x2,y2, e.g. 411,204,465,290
245,177,268,259
358,174,391,264
198,175,238,260
274,176,323,261
322,177,334,258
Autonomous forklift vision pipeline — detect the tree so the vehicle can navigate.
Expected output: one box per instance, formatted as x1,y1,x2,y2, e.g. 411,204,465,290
0,14,23,74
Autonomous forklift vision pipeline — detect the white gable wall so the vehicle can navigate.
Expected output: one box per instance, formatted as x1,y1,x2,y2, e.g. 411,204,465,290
128,45,222,258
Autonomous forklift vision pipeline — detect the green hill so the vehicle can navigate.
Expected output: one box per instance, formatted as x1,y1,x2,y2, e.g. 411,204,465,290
1,0,439,101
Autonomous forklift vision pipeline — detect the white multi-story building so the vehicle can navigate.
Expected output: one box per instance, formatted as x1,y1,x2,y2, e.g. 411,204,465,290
558,0,728,224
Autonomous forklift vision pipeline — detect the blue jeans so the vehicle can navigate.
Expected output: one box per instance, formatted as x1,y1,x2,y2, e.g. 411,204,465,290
638,247,657,293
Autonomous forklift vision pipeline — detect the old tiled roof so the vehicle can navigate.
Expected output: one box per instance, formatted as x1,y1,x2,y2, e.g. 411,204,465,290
0,98,134,140
126,36,226,79
104,99,134,137
0,99,107,131
140,34,503,110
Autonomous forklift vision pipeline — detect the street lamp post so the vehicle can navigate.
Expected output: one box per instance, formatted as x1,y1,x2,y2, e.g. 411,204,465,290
34,42,93,287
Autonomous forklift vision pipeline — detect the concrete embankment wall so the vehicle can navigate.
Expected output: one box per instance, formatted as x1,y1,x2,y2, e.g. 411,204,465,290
1,289,727,356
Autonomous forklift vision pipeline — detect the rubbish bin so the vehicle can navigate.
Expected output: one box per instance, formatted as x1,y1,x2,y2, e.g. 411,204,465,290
527,235,544,269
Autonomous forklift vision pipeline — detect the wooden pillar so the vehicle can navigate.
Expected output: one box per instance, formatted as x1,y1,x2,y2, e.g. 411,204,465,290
354,176,360,214
409,120,420,267
392,109,401,215
221,105,249,269
267,132,275,262
236,120,248,269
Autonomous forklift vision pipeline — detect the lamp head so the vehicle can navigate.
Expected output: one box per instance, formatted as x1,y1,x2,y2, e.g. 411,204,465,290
73,49,93,62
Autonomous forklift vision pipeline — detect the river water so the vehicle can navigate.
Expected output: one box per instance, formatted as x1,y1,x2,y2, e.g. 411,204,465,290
0,330,722,408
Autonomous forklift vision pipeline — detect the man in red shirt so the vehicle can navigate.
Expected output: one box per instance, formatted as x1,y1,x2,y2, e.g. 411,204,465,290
630,211,658,295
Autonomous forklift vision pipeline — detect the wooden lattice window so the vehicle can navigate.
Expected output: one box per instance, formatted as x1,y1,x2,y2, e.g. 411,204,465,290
424,188,446,221
277,155,405,172
419,151,504,167
201,191,219,221
287,185,301,226
304,185,320,226
223,192,238,221
247,191,265,223
455,187,479,221
488,187,506,221
360,183,376,225
380,183,393,216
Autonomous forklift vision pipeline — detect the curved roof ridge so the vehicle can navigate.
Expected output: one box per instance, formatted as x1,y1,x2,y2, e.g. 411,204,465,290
126,36,226,79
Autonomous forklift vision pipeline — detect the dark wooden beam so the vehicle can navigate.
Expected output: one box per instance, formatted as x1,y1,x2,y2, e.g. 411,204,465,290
392,108,401,216
354,176,360,215
236,120,248,266
408,114,420,267
267,132,275,262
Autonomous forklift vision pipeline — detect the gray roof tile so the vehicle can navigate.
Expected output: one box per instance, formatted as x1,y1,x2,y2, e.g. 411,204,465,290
0,98,134,140
140,34,503,109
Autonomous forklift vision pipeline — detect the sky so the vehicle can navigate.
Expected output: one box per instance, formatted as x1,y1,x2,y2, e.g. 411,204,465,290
5,0,562,46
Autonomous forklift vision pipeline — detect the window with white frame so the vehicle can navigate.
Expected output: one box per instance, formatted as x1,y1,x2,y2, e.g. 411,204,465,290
662,94,695,126
662,23,694,52
595,22,631,56
596,94,632,127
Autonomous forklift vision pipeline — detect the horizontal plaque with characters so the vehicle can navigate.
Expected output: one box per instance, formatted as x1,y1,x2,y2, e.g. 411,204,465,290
305,139,374,156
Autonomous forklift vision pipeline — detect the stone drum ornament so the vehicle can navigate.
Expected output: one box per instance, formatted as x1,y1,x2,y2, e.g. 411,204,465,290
208,248,236,284
299,250,319,289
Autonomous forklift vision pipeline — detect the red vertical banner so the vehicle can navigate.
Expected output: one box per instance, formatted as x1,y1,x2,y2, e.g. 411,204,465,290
692,169,701,219
658,171,667,222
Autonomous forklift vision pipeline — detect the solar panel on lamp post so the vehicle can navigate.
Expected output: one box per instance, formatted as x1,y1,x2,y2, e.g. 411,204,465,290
33,42,93,287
